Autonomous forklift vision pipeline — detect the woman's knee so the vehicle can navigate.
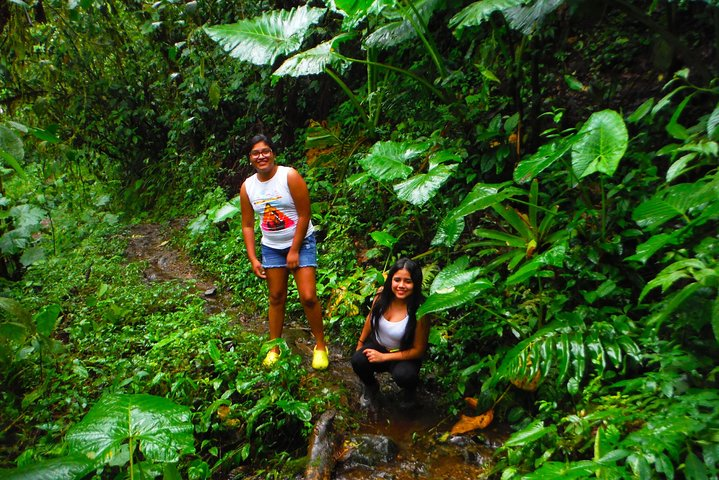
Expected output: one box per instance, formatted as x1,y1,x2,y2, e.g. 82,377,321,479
392,362,420,389
268,290,288,306
298,293,319,310
351,350,370,371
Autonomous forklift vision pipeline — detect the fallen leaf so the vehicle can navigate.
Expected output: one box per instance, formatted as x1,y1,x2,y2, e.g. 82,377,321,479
510,370,541,392
464,397,478,409
217,405,230,421
450,409,494,434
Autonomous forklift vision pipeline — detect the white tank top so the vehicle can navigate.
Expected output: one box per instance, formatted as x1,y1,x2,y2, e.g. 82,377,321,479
244,166,314,249
375,314,409,350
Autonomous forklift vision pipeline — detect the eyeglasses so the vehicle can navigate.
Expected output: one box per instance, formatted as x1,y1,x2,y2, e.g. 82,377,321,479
250,148,273,159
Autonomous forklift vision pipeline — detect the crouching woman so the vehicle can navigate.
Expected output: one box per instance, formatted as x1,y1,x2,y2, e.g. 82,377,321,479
350,258,429,407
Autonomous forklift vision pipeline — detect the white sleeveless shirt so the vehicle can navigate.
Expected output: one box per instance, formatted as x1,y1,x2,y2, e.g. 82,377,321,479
244,166,314,249
375,314,409,350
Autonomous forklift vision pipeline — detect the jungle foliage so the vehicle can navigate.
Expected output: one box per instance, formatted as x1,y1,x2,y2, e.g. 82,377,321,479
1,0,718,478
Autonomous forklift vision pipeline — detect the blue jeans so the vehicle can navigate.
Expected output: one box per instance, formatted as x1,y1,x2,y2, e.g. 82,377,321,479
261,233,317,269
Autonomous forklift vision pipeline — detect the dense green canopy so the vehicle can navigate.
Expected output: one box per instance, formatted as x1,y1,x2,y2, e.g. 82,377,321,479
1,0,718,478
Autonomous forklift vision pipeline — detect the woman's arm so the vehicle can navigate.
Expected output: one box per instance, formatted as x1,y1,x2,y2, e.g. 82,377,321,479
286,168,311,269
240,183,265,279
356,290,382,350
356,312,373,351
365,316,430,362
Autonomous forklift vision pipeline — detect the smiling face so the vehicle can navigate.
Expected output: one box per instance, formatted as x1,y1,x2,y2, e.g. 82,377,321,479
391,268,415,300
248,141,276,177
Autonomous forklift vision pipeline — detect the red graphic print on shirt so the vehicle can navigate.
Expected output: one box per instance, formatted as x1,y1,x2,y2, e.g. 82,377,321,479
262,203,295,232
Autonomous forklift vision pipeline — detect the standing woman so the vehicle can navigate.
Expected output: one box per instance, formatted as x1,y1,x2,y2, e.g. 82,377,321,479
240,134,329,370
351,258,429,407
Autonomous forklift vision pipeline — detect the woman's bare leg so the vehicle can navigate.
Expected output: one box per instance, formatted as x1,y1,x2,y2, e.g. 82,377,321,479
266,268,289,353
293,267,326,351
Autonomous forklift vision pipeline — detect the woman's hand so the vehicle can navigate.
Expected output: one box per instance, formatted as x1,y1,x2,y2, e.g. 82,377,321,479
286,250,300,270
251,259,266,279
363,348,385,363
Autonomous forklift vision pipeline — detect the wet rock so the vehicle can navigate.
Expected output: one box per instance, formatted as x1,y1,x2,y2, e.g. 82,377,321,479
305,410,338,480
447,434,472,446
334,469,396,480
338,434,399,469
203,286,217,296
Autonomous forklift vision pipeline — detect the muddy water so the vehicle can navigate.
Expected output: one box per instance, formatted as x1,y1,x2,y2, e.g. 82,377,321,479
126,224,503,479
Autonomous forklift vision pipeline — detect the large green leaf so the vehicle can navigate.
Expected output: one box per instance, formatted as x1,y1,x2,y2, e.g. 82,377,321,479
447,182,524,221
708,102,719,140
639,258,707,301
66,394,194,464
276,399,312,423
212,197,241,223
1,455,95,480
359,140,430,181
0,297,33,364
431,216,464,247
449,0,525,31
34,304,61,338
505,244,566,285
417,281,491,317
274,35,351,77
370,230,397,248
632,198,684,231
0,125,27,176
513,134,577,184
504,419,555,447
30,126,61,144
625,232,679,264
632,181,712,231
10,204,46,230
571,110,628,179
522,461,599,479
429,256,483,295
334,0,375,17
394,164,456,206
332,0,376,29
505,0,563,35
204,6,326,65
363,0,442,49
0,125,24,160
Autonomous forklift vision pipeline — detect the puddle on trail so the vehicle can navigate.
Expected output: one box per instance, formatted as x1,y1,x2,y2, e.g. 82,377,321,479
125,224,504,479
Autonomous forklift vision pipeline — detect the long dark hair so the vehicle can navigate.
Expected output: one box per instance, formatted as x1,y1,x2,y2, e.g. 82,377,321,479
370,258,425,350
245,134,277,158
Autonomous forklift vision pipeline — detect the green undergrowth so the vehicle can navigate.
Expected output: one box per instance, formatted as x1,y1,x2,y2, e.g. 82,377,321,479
0,222,345,478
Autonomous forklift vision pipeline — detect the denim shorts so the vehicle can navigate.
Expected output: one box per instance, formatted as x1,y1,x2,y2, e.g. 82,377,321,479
261,233,318,269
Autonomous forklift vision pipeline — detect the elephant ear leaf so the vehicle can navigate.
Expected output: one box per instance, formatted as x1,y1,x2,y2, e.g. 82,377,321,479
571,109,628,179
364,0,442,49
66,394,194,464
204,6,326,65
449,0,524,31
0,455,95,480
513,134,577,184
429,256,482,294
394,163,456,206
274,34,352,77
359,140,431,181
417,281,491,317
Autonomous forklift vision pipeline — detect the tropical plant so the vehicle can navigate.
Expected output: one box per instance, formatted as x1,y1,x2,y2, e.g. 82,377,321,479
2,393,194,480
204,1,450,130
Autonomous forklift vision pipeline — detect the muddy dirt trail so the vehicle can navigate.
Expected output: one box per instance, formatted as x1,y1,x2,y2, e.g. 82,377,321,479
126,223,503,479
